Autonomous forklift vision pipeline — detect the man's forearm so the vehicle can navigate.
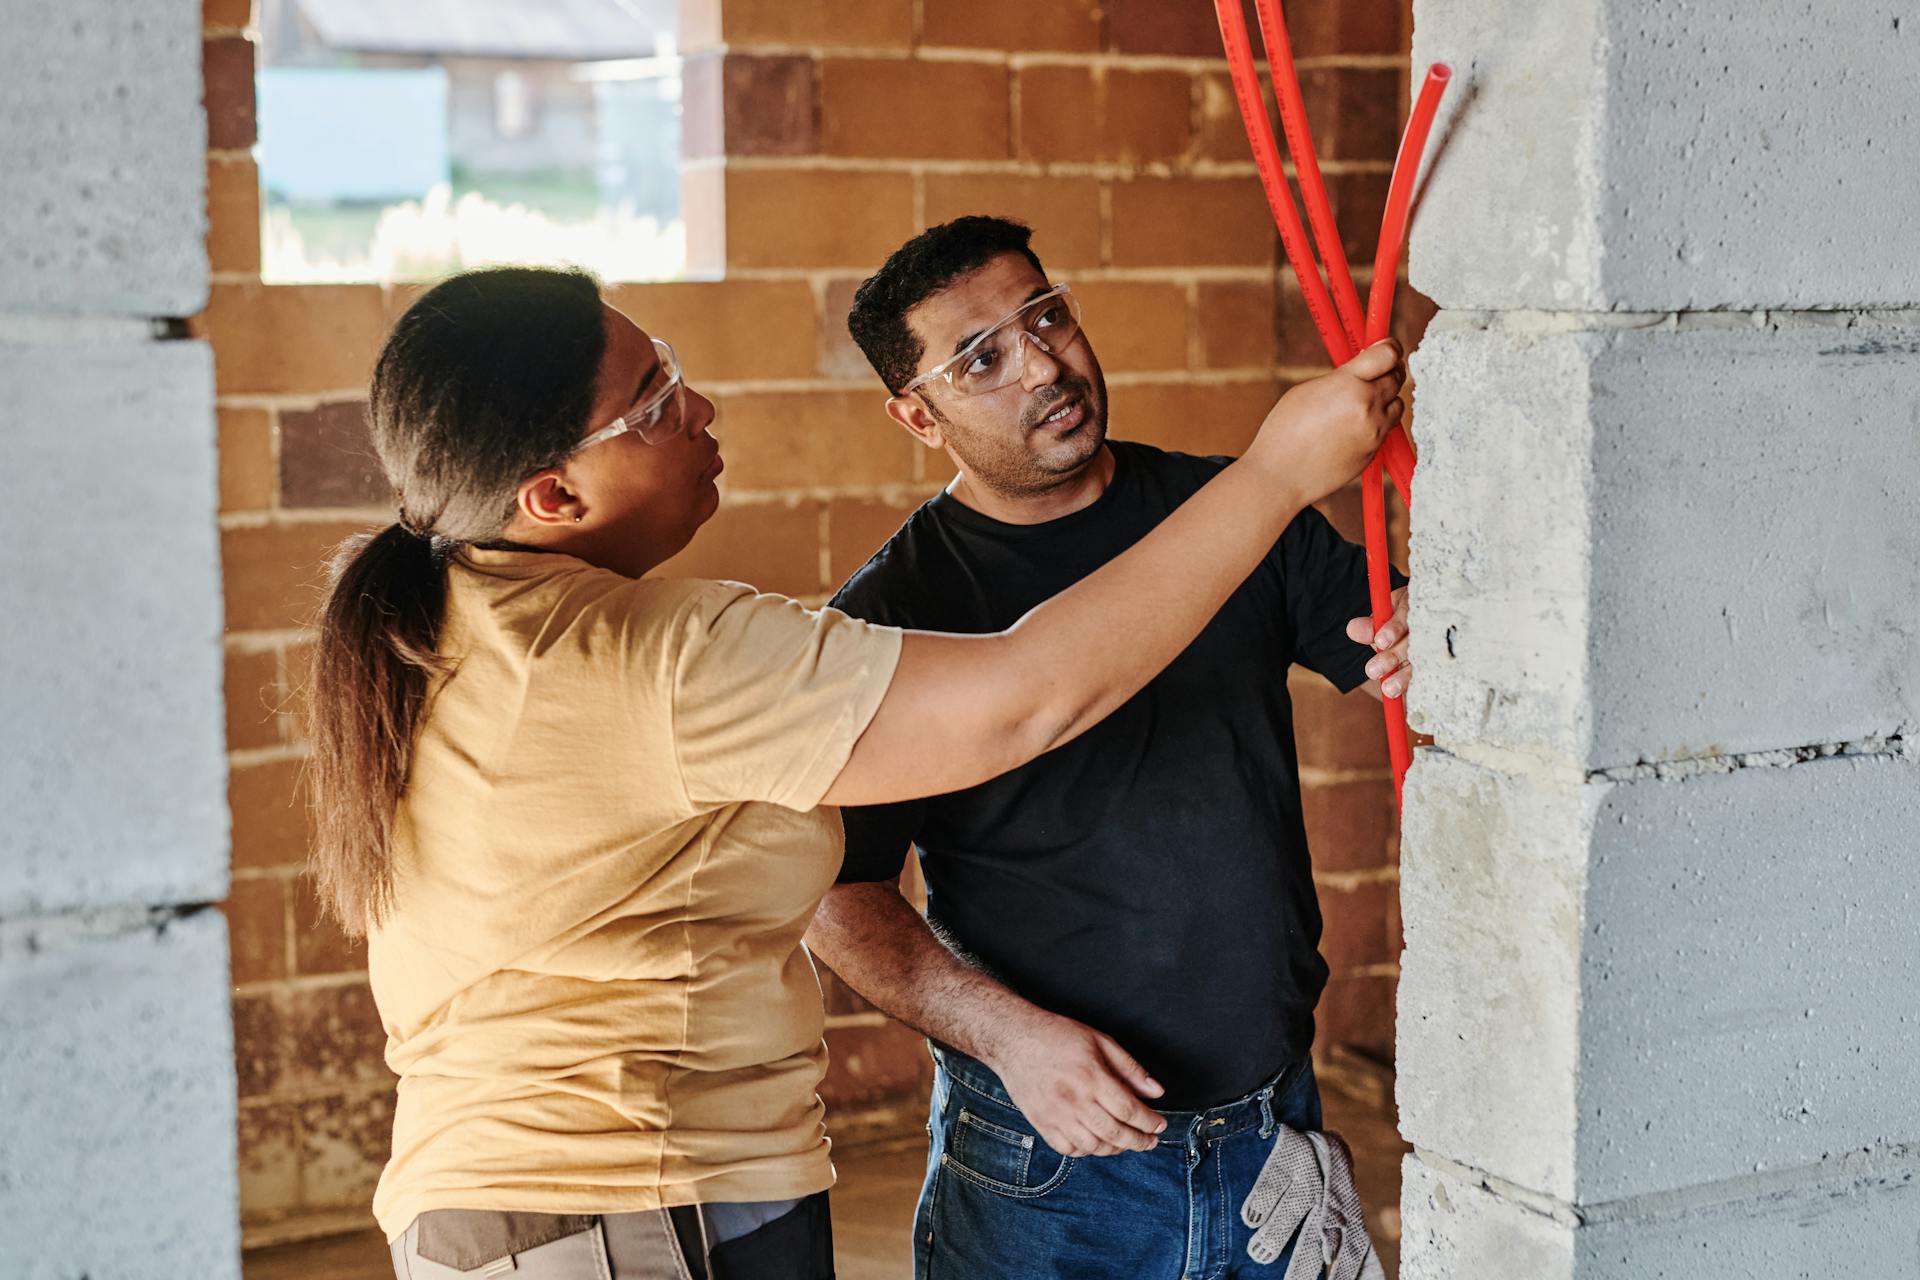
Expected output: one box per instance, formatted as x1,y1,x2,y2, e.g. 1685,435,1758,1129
806,880,1040,1070
811,880,1171,1156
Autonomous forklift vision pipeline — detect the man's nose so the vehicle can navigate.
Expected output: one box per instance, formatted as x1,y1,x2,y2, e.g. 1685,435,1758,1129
1017,332,1062,391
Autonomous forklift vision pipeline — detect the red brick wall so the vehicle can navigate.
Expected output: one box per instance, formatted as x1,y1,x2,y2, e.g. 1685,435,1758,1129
202,0,1422,1241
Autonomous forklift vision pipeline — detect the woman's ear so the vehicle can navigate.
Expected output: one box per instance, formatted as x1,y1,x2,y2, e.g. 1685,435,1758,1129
886,393,947,451
516,469,587,527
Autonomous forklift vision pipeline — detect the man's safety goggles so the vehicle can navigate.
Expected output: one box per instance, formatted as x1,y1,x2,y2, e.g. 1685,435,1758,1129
900,284,1083,399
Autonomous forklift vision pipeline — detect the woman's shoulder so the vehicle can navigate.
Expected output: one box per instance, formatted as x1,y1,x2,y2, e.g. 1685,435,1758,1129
597,576,886,686
450,551,888,677
451,549,750,630
642,576,888,658
634,574,802,631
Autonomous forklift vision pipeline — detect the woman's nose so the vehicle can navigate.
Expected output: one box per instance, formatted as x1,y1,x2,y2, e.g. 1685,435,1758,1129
686,388,717,436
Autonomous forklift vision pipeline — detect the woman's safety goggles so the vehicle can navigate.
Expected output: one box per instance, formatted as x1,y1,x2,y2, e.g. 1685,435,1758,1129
899,284,1082,399
574,337,688,452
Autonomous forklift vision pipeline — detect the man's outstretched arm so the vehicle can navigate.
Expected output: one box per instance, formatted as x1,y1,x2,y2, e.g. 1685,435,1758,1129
806,880,1167,1157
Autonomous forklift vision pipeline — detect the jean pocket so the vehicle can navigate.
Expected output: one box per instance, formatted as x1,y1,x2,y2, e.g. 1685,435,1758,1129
942,1103,1074,1199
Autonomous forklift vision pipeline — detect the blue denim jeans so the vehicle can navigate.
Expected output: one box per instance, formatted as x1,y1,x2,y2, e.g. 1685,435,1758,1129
913,1048,1323,1279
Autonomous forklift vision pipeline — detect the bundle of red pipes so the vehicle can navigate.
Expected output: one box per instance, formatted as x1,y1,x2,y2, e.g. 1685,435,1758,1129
1213,0,1451,804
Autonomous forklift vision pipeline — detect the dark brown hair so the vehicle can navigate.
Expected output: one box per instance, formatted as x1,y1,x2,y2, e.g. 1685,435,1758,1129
847,215,1045,393
306,267,606,935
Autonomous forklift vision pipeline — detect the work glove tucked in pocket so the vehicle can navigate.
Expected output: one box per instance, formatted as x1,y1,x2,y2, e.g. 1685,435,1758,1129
1240,1125,1384,1280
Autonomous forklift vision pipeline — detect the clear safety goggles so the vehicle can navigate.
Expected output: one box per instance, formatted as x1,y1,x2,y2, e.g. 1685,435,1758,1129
900,284,1082,399
573,337,689,452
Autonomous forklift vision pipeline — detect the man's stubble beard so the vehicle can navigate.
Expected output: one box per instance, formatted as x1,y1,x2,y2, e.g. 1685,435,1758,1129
940,364,1111,500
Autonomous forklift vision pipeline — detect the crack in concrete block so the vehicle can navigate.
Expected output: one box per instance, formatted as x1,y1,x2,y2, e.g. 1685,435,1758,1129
1413,1141,1920,1230
0,903,219,958
1585,733,1913,783
1431,307,1920,336
1402,1147,1920,1279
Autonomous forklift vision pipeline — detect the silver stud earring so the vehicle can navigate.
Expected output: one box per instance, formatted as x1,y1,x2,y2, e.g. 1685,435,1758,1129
573,514,583,524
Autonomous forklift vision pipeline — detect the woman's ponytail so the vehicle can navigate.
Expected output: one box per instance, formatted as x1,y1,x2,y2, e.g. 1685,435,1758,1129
307,524,451,935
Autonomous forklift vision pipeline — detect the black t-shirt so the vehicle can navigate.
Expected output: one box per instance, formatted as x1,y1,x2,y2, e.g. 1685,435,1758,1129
830,440,1399,1107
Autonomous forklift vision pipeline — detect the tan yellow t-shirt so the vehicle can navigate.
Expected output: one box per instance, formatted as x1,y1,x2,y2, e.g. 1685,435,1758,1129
367,547,903,1239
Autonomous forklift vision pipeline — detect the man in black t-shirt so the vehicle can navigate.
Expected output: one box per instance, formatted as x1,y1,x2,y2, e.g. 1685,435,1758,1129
807,217,1412,1279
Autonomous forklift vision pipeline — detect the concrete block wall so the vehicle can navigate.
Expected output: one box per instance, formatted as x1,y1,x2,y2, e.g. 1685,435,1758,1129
0,0,239,1274
1399,0,1920,1273
1409,1,1920,313
1401,752,1920,1203
199,0,1428,1242
1410,317,1920,767
0,914,240,1276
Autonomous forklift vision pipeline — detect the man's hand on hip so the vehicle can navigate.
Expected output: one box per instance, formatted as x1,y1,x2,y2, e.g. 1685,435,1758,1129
985,1009,1168,1158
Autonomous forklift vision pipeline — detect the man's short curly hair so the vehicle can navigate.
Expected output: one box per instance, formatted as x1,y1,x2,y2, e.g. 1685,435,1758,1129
847,216,1047,394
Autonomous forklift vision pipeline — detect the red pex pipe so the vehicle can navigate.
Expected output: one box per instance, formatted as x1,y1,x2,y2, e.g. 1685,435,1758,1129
1214,0,1451,803
1251,0,1366,353
1222,0,1419,502
1367,66,1453,351
1359,451,1403,783
1360,64,1453,797
1371,70,1452,505
1212,0,1352,375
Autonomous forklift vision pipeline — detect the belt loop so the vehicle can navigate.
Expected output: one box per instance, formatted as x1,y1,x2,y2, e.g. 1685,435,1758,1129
930,1047,951,1108
1257,1084,1277,1140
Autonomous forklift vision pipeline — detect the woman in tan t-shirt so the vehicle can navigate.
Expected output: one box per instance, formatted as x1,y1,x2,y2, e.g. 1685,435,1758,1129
305,266,1401,1279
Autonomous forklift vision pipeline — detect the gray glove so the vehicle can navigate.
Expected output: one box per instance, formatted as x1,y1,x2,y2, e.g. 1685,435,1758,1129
1241,1124,1384,1280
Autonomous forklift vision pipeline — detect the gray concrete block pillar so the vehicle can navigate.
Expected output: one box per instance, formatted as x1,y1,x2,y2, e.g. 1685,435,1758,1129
0,0,239,1273
1396,1,1920,1274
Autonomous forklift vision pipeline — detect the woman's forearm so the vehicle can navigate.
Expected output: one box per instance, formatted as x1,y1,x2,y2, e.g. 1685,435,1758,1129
995,454,1308,753
821,453,1307,807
